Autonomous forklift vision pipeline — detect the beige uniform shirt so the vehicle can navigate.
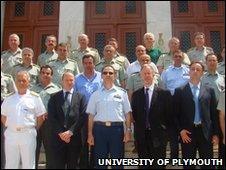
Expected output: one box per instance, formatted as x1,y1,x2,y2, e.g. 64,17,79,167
11,64,40,87
1,72,16,101
49,58,79,87
1,48,22,74
37,50,58,67
70,47,100,72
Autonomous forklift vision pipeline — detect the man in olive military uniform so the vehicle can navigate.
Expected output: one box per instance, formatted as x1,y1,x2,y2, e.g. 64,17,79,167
49,42,79,87
201,53,225,101
1,33,22,74
30,65,61,169
1,59,17,169
157,37,190,74
11,47,40,88
70,34,100,72
187,32,213,65
217,47,225,75
37,35,58,67
107,37,130,70
95,45,127,88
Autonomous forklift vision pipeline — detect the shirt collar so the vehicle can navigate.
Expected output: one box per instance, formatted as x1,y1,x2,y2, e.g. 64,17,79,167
144,83,155,92
63,88,74,94
101,84,117,92
189,82,201,89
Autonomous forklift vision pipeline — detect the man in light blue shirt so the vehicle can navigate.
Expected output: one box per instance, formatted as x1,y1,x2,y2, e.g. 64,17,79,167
161,50,190,95
74,53,102,168
160,50,190,161
87,65,132,169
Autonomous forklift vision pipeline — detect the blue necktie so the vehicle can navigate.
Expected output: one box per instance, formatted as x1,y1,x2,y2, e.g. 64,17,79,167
145,88,150,128
192,86,201,124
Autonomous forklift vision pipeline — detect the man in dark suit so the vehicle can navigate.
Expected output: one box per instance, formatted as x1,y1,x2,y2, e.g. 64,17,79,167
48,71,87,169
131,64,171,169
174,61,219,169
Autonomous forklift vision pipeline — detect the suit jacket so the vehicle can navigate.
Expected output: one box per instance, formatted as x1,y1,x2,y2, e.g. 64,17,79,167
174,83,219,140
131,86,172,148
48,90,87,147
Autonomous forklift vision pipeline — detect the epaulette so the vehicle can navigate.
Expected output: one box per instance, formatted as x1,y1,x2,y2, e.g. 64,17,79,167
206,47,213,52
32,64,40,69
2,73,13,79
130,72,140,76
1,50,7,55
30,91,39,97
117,86,127,93
187,47,195,52
89,47,98,52
6,91,15,97
68,58,77,63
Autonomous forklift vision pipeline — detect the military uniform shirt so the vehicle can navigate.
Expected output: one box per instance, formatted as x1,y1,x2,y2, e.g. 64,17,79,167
1,48,22,74
11,64,40,87
217,61,225,75
30,82,61,109
126,72,159,92
156,52,191,70
1,90,46,129
114,52,130,70
187,46,213,64
1,72,16,101
86,85,131,122
201,71,225,101
217,91,225,112
126,60,159,77
70,47,100,72
37,50,58,67
161,64,190,95
95,59,126,87
49,58,79,87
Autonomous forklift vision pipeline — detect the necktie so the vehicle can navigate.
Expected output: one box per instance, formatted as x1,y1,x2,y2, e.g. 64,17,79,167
145,88,150,128
192,86,201,124
64,91,71,127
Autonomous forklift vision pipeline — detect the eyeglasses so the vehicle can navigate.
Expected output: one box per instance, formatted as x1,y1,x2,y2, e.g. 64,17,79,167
102,71,114,75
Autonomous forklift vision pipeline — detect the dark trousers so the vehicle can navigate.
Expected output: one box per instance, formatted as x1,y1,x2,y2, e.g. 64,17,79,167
168,125,179,159
219,142,225,169
181,126,214,169
137,130,166,169
1,123,5,169
79,116,94,169
35,120,54,169
93,123,124,169
51,136,81,169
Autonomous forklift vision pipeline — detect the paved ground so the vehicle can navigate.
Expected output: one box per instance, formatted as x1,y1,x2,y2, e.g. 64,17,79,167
38,140,219,169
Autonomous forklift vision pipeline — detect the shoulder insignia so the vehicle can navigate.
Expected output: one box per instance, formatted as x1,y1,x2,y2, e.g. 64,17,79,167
2,73,13,79
187,47,194,52
30,91,40,97
89,47,98,52
1,50,7,55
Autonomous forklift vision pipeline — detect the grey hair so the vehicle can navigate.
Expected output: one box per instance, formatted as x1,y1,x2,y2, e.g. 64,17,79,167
16,71,31,82
22,47,34,56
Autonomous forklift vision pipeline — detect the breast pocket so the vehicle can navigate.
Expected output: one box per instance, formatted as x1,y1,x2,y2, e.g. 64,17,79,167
22,102,36,121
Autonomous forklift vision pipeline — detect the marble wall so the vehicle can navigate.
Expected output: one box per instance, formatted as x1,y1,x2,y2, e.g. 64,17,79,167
58,1,85,50
146,1,172,52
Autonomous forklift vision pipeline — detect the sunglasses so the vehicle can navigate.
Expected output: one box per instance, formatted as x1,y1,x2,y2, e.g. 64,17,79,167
102,71,114,75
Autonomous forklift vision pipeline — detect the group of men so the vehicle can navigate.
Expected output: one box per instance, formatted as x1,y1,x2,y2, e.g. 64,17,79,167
1,31,225,169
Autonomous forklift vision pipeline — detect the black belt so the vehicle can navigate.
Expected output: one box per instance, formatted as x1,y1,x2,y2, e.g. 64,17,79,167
193,123,202,128
95,121,123,127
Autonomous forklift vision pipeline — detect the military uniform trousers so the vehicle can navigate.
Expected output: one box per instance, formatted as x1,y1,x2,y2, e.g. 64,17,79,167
93,122,124,169
4,127,37,169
